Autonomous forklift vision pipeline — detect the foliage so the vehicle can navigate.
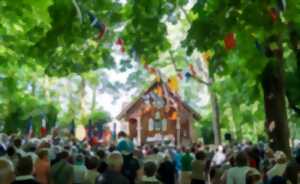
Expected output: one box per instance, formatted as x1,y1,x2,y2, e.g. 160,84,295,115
90,110,111,124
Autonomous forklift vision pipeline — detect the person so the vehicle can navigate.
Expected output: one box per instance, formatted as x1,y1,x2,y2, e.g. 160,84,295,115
226,152,260,184
211,146,226,167
72,154,87,184
0,159,15,184
284,148,300,184
6,146,18,167
181,148,194,184
50,150,74,184
122,151,141,184
34,149,50,184
96,151,129,184
191,151,206,184
157,154,176,184
117,132,140,184
13,138,25,157
144,147,164,167
96,149,108,174
139,161,160,184
11,156,40,184
83,156,100,184
267,151,287,179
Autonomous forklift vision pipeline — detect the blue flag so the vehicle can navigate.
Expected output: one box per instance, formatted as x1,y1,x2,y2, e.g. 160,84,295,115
87,119,93,140
96,122,103,139
26,117,33,138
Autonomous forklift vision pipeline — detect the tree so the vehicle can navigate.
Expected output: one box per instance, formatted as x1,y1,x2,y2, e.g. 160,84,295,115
180,0,300,155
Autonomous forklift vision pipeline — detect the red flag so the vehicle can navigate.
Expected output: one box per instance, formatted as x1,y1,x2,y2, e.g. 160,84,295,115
269,8,278,23
224,32,236,50
40,117,47,137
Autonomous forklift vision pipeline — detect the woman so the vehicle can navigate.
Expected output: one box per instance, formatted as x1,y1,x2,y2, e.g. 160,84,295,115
191,151,206,184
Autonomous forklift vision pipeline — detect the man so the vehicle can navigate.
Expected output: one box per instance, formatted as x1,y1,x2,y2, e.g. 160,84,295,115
157,154,176,184
34,149,50,184
11,156,40,184
226,152,260,184
50,150,74,184
83,156,100,184
72,154,87,184
0,159,15,184
181,148,194,184
284,148,300,184
96,151,129,184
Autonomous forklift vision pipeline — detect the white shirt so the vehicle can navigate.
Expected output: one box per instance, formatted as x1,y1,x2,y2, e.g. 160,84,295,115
226,166,253,184
267,163,287,178
211,151,226,166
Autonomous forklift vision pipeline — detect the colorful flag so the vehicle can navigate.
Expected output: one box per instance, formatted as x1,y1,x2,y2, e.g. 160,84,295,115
40,115,47,137
224,32,236,50
26,117,33,138
167,76,179,93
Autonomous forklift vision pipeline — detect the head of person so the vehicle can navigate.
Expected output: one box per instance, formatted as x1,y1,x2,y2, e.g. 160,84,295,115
118,131,127,139
107,151,123,172
13,138,22,148
143,161,157,178
37,149,49,161
152,147,159,154
274,151,287,164
235,152,248,167
0,159,15,184
195,151,206,161
16,156,33,176
6,146,16,157
97,149,106,160
75,154,85,165
58,150,70,161
85,156,99,170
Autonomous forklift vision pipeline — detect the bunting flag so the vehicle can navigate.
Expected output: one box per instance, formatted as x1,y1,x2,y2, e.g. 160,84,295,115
189,64,197,76
202,50,213,64
167,76,179,93
224,32,236,50
269,8,278,23
69,119,76,136
116,38,125,53
154,86,163,96
88,12,106,39
26,117,33,138
40,115,47,137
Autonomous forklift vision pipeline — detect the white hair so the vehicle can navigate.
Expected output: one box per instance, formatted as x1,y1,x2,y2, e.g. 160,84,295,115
107,151,123,170
0,159,14,184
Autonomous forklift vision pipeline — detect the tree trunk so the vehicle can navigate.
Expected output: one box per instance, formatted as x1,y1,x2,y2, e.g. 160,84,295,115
209,88,222,145
91,86,97,112
79,76,86,118
261,55,291,156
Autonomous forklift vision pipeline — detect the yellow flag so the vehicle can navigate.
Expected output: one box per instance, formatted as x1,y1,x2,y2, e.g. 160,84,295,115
168,76,179,92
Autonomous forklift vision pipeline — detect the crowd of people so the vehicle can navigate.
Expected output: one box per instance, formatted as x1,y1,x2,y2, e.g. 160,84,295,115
0,131,300,184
